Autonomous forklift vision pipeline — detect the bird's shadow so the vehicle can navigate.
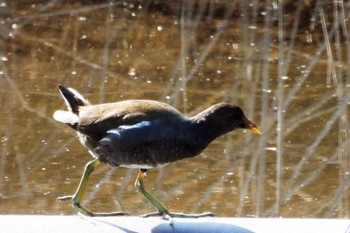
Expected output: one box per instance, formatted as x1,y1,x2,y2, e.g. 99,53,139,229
91,218,138,233
93,217,254,233
152,221,254,233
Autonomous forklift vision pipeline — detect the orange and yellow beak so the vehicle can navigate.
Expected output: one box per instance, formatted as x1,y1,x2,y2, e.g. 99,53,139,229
245,120,261,134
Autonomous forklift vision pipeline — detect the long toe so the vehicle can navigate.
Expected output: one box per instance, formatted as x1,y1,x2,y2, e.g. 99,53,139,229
141,212,164,218
168,211,216,218
90,212,130,217
143,211,216,218
57,195,73,201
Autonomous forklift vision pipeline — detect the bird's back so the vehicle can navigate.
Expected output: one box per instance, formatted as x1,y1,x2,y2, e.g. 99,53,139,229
76,100,185,139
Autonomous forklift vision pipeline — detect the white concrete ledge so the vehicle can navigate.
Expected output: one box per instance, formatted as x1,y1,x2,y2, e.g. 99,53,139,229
1,215,349,233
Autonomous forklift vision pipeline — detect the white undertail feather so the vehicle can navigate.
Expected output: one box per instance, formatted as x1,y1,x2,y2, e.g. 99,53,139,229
58,86,90,112
53,110,79,125
67,87,89,105
53,85,91,126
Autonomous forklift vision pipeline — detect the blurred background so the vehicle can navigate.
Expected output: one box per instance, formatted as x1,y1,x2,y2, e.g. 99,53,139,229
0,0,349,218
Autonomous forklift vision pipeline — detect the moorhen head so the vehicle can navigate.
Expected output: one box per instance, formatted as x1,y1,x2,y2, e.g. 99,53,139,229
54,85,260,218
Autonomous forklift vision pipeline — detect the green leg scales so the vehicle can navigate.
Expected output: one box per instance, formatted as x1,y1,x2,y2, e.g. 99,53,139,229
58,159,128,216
135,169,215,219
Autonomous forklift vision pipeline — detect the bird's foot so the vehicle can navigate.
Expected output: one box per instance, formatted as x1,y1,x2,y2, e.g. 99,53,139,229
57,195,73,201
57,194,128,217
141,211,215,226
72,199,129,217
142,211,216,219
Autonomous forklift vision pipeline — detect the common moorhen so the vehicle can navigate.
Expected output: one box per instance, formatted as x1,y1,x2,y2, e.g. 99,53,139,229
54,85,261,218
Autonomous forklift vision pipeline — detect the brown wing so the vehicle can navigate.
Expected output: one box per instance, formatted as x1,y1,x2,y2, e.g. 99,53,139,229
76,100,184,140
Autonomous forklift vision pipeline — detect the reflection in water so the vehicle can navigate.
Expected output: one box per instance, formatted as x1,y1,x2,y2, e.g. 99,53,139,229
0,1,349,218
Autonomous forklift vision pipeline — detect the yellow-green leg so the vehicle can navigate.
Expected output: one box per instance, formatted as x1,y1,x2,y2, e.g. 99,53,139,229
135,169,215,219
58,158,127,216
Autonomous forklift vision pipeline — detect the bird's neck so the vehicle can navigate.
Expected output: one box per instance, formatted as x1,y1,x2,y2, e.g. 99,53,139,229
188,111,228,145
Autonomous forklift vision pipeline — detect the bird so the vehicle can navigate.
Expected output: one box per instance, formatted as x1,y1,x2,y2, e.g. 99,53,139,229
53,85,261,219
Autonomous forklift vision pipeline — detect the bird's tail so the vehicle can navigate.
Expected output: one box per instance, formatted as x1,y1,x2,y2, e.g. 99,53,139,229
53,85,90,127
57,85,90,114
